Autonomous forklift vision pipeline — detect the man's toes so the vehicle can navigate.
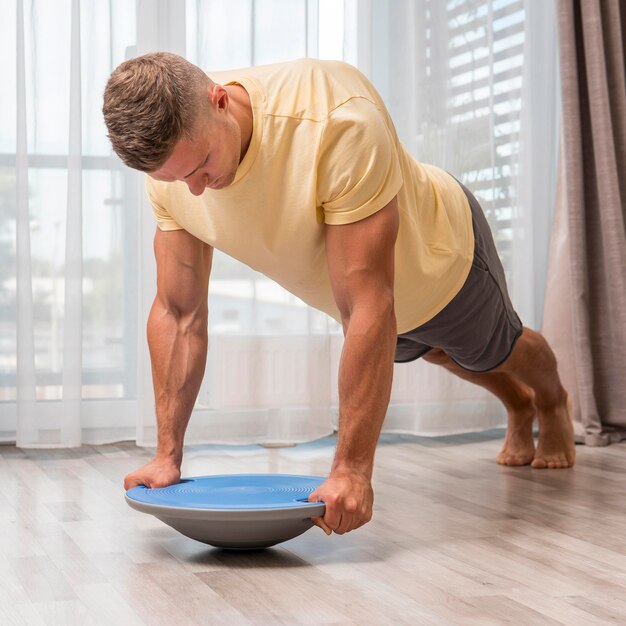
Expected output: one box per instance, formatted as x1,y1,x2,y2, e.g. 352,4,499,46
509,456,529,466
531,457,547,469
532,454,574,469
497,452,533,466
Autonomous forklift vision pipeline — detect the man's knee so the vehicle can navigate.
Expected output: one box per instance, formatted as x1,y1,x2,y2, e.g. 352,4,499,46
499,327,556,372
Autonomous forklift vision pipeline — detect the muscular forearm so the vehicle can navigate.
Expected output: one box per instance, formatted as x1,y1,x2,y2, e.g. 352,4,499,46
332,306,397,479
147,299,208,466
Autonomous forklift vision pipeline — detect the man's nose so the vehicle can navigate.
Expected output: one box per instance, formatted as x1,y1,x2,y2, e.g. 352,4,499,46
187,178,205,196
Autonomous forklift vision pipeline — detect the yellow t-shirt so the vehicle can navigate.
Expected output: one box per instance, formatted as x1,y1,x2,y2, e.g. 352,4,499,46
146,59,473,334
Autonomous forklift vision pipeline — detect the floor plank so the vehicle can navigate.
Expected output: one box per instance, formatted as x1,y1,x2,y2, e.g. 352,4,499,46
1,432,625,625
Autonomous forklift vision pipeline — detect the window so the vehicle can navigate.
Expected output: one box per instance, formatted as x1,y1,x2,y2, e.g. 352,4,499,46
425,0,526,276
1,0,344,404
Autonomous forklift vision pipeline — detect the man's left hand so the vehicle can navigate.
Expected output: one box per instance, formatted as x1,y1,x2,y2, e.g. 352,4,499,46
308,470,373,535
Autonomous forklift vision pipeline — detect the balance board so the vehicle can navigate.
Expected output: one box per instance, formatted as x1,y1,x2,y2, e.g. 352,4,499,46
125,474,326,549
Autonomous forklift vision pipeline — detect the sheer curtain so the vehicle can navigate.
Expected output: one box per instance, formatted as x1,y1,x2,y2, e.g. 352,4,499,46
137,0,341,446
3,0,142,446
1,0,559,447
352,0,561,435
2,0,341,448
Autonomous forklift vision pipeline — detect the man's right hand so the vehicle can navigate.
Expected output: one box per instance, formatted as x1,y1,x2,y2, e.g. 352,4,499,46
124,457,181,491
129,229,211,494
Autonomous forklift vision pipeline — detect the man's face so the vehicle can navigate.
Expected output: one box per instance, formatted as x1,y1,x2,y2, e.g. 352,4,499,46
150,94,242,195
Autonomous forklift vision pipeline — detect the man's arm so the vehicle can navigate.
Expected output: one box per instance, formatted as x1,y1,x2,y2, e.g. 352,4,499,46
309,196,399,534
124,227,213,490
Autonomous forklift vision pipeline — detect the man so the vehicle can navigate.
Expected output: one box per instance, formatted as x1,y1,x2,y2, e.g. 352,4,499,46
103,53,575,537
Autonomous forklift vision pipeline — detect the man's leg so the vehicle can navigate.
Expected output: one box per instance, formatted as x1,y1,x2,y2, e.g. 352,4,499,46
423,326,575,468
422,348,538,466
493,326,574,468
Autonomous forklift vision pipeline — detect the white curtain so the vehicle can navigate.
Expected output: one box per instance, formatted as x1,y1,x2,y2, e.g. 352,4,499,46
355,0,561,436
1,0,559,447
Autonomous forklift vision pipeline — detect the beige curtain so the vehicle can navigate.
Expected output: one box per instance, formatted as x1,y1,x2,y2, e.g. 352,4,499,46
543,0,626,445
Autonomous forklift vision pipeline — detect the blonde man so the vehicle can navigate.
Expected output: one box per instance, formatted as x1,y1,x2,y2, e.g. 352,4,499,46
104,53,574,537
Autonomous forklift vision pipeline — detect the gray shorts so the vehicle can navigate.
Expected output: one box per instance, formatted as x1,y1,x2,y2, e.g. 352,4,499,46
394,179,523,372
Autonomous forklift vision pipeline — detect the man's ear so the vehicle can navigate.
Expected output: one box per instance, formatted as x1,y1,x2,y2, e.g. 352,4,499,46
209,83,229,113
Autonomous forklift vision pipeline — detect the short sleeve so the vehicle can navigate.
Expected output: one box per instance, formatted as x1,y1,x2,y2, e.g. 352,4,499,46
145,175,184,232
317,97,403,225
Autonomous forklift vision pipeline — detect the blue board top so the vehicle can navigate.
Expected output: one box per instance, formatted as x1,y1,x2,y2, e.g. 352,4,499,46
125,474,325,510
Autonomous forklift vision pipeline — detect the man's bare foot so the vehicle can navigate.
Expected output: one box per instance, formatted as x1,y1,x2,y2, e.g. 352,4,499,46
496,403,536,466
532,396,575,469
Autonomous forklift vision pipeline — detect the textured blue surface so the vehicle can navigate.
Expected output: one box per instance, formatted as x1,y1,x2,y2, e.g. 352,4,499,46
126,474,325,510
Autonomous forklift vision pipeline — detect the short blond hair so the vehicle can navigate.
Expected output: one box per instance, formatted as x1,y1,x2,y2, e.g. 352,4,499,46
103,52,210,172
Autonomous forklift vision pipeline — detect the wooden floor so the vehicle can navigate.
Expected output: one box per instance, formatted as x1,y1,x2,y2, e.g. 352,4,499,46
1,431,625,625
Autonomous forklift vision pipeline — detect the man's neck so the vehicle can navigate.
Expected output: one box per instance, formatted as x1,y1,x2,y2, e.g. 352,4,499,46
225,84,253,163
